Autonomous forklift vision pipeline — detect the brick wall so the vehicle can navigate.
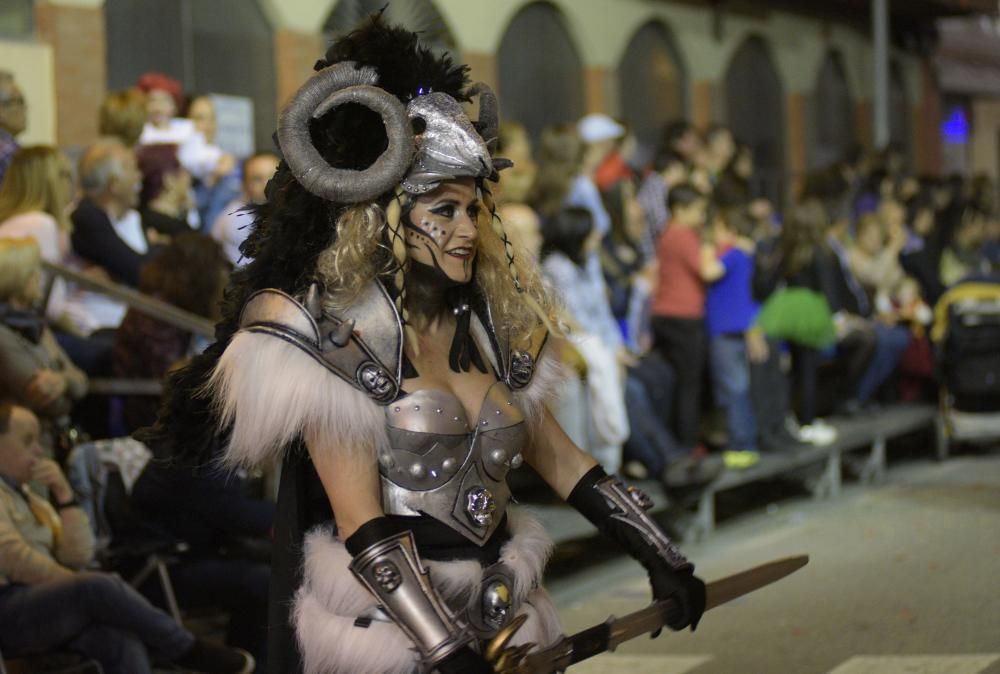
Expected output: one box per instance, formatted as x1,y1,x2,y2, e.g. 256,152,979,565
274,28,324,112
35,2,106,150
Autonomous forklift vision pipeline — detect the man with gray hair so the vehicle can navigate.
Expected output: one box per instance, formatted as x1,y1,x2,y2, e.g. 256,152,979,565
0,70,26,184
70,138,147,288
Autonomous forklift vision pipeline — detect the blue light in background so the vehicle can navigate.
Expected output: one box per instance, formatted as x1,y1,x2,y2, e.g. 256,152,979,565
942,106,970,144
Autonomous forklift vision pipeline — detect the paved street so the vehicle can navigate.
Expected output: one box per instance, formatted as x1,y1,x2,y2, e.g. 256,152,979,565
544,450,1000,674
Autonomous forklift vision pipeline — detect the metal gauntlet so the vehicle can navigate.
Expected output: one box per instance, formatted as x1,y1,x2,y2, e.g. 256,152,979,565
349,529,475,668
568,466,692,572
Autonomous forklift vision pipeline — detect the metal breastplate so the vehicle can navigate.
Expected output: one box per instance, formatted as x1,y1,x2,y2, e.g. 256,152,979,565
379,381,527,546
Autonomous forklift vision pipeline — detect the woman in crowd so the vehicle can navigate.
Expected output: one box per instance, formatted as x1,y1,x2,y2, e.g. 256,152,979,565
0,238,87,445
144,19,706,674
135,143,195,239
99,88,148,148
0,146,76,329
753,200,839,445
185,93,242,228
112,232,230,434
600,179,655,351
136,72,232,195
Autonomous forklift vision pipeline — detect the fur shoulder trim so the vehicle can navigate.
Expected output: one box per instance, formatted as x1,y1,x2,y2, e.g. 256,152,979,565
511,343,569,429
206,330,389,470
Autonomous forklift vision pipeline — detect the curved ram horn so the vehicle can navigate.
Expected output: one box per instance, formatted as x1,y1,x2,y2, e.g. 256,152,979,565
277,62,415,204
469,82,499,151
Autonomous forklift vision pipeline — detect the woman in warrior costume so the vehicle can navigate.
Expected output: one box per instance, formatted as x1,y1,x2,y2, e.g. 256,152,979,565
141,19,706,674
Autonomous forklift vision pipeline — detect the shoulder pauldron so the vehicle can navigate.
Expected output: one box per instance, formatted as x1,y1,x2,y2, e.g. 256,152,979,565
237,281,548,404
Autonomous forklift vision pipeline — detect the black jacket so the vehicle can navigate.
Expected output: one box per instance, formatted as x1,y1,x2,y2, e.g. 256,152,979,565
70,198,149,287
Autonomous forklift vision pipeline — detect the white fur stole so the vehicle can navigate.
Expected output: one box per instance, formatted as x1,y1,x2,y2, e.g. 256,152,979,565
293,509,562,674
205,331,389,470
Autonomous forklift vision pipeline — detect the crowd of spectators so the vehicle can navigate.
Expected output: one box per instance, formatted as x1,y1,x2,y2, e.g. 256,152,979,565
0,59,998,673
0,69,268,673
496,113,999,486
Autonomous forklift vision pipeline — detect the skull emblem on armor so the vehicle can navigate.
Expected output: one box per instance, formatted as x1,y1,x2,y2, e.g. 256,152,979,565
482,580,512,630
373,561,401,592
357,362,395,402
508,350,535,389
464,486,496,528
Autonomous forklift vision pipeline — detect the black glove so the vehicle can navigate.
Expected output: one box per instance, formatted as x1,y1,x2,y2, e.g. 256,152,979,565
648,561,706,631
568,465,706,631
435,646,495,674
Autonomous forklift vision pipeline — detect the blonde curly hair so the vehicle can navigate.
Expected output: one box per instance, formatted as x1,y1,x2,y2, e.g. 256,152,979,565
315,185,559,349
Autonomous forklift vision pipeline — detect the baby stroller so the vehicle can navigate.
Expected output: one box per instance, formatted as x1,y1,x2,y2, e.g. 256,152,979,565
931,276,1000,458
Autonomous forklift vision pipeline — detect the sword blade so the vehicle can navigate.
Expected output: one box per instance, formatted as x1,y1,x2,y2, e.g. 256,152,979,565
502,555,809,673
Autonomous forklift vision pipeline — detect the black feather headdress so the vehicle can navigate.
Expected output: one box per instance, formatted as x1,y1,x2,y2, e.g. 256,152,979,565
138,16,471,465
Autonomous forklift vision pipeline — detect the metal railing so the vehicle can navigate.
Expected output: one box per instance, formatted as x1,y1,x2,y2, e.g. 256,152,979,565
43,261,217,397
43,261,215,338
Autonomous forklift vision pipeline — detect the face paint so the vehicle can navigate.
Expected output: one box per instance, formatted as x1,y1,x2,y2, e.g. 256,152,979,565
404,178,480,285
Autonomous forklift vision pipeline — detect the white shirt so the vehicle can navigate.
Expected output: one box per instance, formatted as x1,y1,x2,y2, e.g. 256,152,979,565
139,118,223,182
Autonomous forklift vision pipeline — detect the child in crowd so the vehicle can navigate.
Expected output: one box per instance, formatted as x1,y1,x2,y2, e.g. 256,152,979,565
705,206,761,466
650,184,723,452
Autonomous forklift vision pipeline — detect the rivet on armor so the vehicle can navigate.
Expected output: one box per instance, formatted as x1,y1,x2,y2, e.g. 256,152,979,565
409,463,427,479
378,454,395,469
436,408,442,414
481,420,489,426
490,449,506,464
510,453,523,469
394,406,400,412
414,405,420,411
454,416,460,422
442,457,458,473
495,409,501,415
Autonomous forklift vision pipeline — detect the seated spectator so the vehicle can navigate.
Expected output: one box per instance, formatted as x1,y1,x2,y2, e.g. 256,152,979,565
0,146,75,328
650,184,723,453
210,153,279,265
135,143,195,239
940,206,988,287
705,205,761,463
600,179,654,351
130,430,273,670
185,94,240,229
543,206,720,486
136,73,233,188
752,201,839,445
113,233,230,434
848,212,906,304
99,89,147,148
0,239,87,441
495,122,536,205
0,70,26,184
636,147,687,262
703,124,736,180
72,138,149,288
541,207,628,473
496,202,542,263
0,404,254,674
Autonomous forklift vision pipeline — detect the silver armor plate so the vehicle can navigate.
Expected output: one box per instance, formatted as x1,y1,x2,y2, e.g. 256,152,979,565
379,381,527,545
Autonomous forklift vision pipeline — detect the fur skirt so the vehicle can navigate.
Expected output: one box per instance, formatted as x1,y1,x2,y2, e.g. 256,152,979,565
292,509,563,674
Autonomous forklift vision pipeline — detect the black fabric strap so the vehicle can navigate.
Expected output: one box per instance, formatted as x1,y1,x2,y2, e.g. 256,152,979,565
567,464,612,523
344,516,400,556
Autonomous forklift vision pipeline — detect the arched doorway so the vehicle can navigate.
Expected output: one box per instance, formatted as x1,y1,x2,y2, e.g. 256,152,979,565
725,36,786,205
497,2,585,145
106,0,277,153
324,0,457,58
618,20,687,151
813,50,856,169
889,59,911,157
